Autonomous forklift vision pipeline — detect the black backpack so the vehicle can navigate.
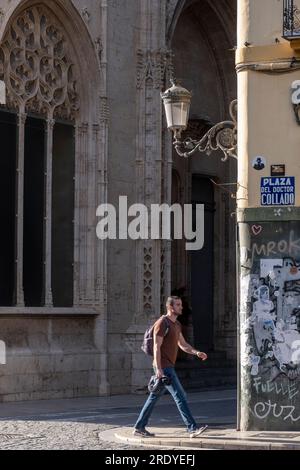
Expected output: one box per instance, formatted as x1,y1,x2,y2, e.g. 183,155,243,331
141,316,170,356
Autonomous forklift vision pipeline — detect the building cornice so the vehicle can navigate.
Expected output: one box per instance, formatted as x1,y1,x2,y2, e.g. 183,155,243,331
236,43,300,66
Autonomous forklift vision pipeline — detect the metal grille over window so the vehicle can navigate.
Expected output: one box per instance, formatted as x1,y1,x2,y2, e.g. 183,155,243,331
283,0,300,39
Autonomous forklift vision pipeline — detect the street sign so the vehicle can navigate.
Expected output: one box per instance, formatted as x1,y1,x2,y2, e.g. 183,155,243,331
271,164,285,177
260,177,295,206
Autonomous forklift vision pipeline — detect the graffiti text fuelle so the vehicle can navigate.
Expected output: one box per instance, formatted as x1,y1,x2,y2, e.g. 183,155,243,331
253,376,299,400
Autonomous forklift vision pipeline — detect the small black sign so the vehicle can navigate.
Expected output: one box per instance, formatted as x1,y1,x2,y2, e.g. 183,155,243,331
271,164,285,176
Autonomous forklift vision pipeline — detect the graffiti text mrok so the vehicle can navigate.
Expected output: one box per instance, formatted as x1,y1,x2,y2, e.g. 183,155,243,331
251,230,300,264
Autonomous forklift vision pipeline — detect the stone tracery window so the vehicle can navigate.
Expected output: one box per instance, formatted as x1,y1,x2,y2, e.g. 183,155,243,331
0,5,79,119
0,5,80,308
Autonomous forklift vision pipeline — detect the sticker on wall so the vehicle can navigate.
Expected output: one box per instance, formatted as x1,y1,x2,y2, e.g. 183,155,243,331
242,253,300,383
261,177,295,206
252,156,266,171
260,259,283,278
271,164,285,177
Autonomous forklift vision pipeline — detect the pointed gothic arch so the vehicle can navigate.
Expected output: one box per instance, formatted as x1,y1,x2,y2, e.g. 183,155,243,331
0,1,107,310
0,0,101,121
167,0,236,48
166,0,237,360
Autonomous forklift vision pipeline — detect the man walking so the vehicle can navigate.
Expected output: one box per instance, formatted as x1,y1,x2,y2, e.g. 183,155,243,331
133,296,208,438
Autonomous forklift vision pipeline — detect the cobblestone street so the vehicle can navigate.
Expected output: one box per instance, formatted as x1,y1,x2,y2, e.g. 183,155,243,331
0,389,236,450
0,421,143,450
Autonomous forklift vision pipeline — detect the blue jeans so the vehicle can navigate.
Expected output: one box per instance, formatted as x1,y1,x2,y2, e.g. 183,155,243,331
134,367,197,432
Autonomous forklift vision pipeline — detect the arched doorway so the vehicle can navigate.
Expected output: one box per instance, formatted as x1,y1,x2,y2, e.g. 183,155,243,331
169,0,237,365
191,175,215,351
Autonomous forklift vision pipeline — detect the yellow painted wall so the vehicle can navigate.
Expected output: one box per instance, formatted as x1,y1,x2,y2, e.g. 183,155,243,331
237,0,300,208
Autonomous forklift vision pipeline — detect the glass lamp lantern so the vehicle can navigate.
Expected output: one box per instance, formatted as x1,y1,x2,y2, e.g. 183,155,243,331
161,80,237,161
161,81,192,138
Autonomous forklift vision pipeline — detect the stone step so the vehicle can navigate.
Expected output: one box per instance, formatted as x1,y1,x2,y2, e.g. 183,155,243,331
176,365,237,390
183,376,237,391
178,350,227,361
176,355,237,371
176,364,237,378
179,369,237,391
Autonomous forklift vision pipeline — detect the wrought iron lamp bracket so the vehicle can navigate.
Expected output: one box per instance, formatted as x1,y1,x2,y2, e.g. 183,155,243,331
173,99,238,162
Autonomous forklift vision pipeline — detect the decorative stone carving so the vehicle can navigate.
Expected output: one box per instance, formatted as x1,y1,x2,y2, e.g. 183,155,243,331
95,37,103,63
0,5,80,120
81,7,91,24
0,8,4,27
99,96,109,124
137,49,173,89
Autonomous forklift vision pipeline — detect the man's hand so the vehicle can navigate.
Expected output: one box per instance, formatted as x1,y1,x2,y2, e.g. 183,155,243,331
196,351,207,361
156,368,164,378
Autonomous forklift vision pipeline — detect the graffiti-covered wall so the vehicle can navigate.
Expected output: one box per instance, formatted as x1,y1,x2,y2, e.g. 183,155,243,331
239,209,300,430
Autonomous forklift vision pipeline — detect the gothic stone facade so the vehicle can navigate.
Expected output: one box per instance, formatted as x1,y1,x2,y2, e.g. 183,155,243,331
0,0,236,400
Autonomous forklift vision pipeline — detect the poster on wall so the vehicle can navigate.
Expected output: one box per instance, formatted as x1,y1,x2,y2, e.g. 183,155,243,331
240,221,300,430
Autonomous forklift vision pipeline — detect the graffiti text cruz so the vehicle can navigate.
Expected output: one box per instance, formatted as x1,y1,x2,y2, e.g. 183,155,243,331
253,400,300,422
253,376,299,400
251,230,300,265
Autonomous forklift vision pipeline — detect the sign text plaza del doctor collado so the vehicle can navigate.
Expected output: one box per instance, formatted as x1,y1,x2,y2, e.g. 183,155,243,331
261,177,295,206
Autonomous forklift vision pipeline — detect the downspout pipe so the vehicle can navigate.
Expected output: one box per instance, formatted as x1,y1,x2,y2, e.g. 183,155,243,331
236,60,300,74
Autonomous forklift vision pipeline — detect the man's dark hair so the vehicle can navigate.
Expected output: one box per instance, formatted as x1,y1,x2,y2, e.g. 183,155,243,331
166,296,181,308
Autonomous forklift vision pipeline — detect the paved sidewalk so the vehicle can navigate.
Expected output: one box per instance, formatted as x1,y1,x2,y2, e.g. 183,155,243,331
111,425,300,450
0,388,299,450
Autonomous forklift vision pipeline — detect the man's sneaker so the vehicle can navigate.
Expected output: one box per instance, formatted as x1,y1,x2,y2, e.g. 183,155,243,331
189,425,208,438
133,428,155,437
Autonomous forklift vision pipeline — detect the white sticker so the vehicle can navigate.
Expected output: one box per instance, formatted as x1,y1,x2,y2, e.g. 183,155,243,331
260,259,283,278
252,156,266,171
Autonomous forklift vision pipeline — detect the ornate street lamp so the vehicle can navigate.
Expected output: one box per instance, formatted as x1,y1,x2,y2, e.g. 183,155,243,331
161,80,237,162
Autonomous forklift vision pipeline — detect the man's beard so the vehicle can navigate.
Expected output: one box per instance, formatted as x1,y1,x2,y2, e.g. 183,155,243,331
173,310,182,316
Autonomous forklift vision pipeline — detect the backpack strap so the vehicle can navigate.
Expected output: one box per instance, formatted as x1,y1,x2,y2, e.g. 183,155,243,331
162,315,170,337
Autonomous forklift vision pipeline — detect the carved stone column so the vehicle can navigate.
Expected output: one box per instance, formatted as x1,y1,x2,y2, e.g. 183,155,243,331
127,45,174,393
76,122,89,305
73,123,81,307
15,111,27,307
134,48,173,324
44,118,55,307
93,0,110,396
